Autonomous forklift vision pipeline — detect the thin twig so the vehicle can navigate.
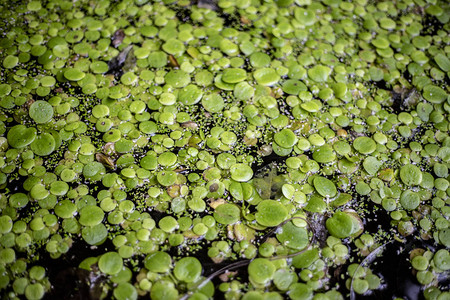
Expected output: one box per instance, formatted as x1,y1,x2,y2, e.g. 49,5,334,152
349,240,393,300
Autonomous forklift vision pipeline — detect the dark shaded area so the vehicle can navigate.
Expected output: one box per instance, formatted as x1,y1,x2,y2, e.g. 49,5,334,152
349,241,423,300
350,239,447,300
111,29,125,48
106,45,134,79
147,209,166,224
171,0,252,31
391,86,420,114
43,239,114,300
252,151,288,173
363,200,393,234
171,3,195,23
421,15,442,36
219,11,242,29
45,267,106,300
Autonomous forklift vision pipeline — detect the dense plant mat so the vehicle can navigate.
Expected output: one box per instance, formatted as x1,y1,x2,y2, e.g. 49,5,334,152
0,0,449,299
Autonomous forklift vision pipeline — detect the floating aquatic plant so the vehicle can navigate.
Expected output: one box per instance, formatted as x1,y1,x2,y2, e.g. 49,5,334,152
0,0,449,299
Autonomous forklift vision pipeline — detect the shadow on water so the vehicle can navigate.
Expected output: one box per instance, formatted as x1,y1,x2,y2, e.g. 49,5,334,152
352,240,424,300
42,239,114,300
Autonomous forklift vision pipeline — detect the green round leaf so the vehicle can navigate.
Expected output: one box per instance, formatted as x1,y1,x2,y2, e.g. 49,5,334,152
313,176,337,198
411,255,428,271
288,283,313,300
99,252,123,275
3,55,19,69
178,84,203,105
64,68,86,81
29,100,53,124
114,283,137,300
248,258,276,285
157,171,177,186
400,190,420,210
253,68,280,86
7,125,37,148
144,251,172,273
274,129,297,148
422,85,447,104
150,281,179,300
162,38,185,56
9,193,29,209
158,152,177,167
307,65,331,82
202,93,224,113
276,221,308,250
165,70,190,88
353,137,376,154
255,200,288,227
214,203,240,225
24,283,44,300
230,163,253,182
79,205,105,226
82,223,108,245
433,249,450,271
90,61,109,73
313,145,336,163
400,164,422,186
30,133,56,156
326,212,353,239
363,157,382,175
222,68,247,83
0,215,13,234
173,257,202,283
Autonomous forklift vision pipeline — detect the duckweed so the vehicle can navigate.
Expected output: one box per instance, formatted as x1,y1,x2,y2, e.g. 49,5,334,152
274,129,297,149
400,164,423,186
144,251,172,273
30,133,56,156
248,258,276,285
173,257,202,283
0,0,449,299
63,68,86,81
98,252,123,275
255,200,288,227
29,101,53,124
7,125,37,149
213,203,240,225
307,65,331,83
314,176,337,198
353,137,377,155
253,68,280,86
326,212,357,239
276,221,309,250
114,283,137,300
230,163,253,182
